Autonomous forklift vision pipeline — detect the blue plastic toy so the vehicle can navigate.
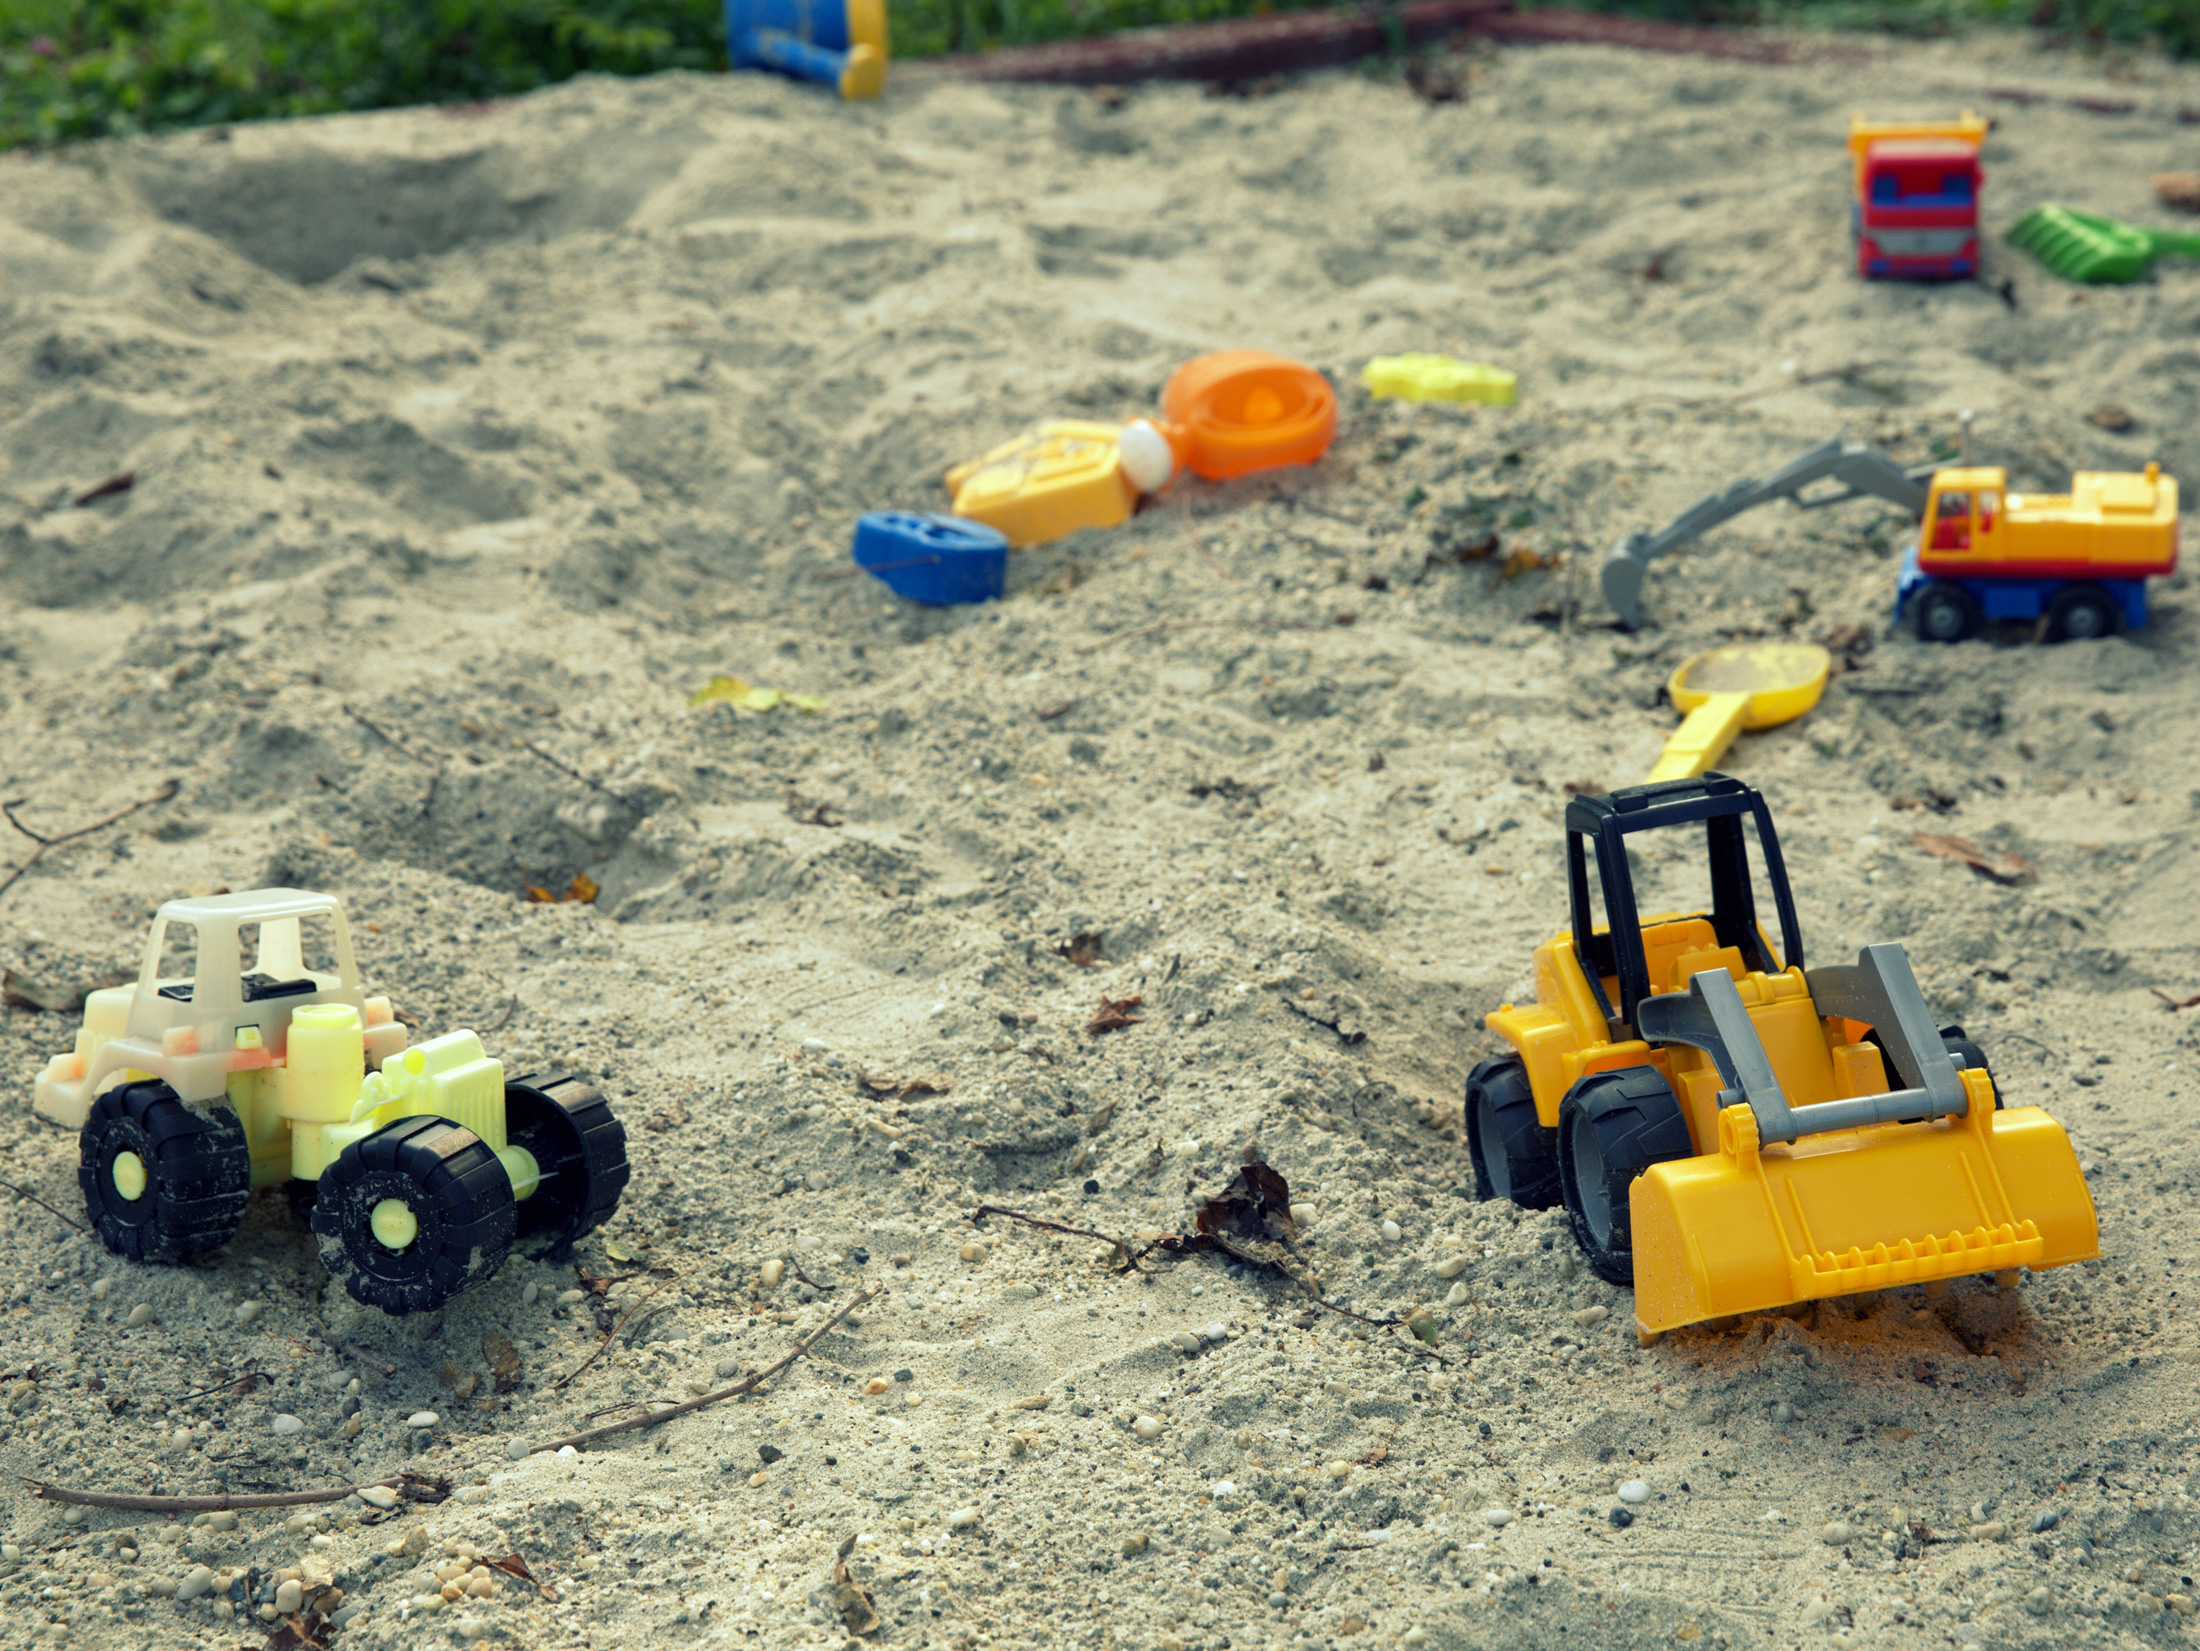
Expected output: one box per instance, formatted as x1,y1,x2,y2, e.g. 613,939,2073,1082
725,0,887,99
853,513,1007,606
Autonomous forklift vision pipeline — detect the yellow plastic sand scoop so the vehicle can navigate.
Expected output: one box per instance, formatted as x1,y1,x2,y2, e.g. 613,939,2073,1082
1648,642,1829,783
1622,949,2099,1335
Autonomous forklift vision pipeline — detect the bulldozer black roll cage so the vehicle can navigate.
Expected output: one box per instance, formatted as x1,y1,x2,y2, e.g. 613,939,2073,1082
1563,774,1806,1039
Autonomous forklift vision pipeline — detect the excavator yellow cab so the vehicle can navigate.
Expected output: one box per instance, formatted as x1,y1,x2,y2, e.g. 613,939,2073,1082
1473,774,2098,1336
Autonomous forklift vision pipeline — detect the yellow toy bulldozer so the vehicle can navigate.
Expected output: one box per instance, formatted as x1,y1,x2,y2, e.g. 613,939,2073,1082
1470,775,2097,1335
34,889,629,1315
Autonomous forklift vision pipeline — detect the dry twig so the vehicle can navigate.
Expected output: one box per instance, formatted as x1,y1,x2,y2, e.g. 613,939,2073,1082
2,1181,85,1233
0,780,179,901
969,1204,1154,1273
551,1269,696,1391
521,740,641,814
529,1286,877,1455
34,1475,408,1514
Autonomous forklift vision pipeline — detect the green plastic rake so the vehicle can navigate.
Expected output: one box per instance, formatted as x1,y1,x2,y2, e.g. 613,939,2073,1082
2008,204,2200,284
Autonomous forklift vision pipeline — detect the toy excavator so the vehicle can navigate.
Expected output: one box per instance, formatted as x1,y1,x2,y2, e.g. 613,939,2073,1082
1469,774,2097,1336
1601,431,2178,642
34,890,629,1315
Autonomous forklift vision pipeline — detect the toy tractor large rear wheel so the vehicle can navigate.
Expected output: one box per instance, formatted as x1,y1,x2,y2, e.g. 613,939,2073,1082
2046,584,2120,643
79,1082,251,1263
504,1072,631,1250
311,1116,516,1315
1466,1056,1561,1210
1557,1066,1694,1286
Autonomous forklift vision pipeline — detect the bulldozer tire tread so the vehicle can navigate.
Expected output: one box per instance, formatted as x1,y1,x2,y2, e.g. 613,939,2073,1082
79,1081,250,1264
1937,1026,2002,1109
311,1115,515,1316
2045,583,2120,643
1557,1066,1693,1287
504,1072,632,1251
1466,1056,1560,1210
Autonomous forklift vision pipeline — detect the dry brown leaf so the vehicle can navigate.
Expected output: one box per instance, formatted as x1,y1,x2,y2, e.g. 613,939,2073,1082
1055,931,1105,967
1087,994,1143,1036
1352,1444,1389,1468
1914,833,2035,886
484,1330,523,1394
832,1560,881,1635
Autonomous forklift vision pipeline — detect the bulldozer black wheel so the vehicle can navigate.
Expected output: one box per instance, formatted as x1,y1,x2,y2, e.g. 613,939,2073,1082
504,1072,632,1250
1912,581,1983,644
1466,1056,1560,1210
310,1116,515,1316
1558,1066,1694,1286
1938,1026,2002,1109
79,1081,250,1264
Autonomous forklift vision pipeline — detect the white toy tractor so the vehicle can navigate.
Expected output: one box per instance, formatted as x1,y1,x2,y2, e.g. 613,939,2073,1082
35,889,629,1315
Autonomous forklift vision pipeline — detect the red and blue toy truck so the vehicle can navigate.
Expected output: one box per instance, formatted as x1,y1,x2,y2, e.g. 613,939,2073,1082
1849,112,1987,280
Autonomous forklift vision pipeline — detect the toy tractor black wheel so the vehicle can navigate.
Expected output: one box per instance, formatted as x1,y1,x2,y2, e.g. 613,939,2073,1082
1557,1065,1694,1286
283,1178,319,1223
1466,1056,1561,1210
310,1116,516,1315
504,1072,631,1250
2046,584,2120,643
79,1081,251,1263
1912,581,1983,644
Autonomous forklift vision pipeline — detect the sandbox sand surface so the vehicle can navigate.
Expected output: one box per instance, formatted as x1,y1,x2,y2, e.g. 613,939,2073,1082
4,27,2200,1651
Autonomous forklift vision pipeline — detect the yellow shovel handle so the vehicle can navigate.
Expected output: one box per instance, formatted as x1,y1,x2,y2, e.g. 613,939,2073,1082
1648,692,1751,783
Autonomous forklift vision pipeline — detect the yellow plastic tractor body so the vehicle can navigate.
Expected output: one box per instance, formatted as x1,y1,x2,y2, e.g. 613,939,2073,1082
1476,776,2097,1336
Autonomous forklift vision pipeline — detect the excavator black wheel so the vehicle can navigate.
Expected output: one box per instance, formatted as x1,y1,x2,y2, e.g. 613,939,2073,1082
1912,581,1983,643
1556,1065,1695,1286
1467,1056,1561,1210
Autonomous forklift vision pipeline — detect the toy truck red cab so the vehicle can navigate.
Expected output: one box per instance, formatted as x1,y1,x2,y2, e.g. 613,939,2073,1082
1850,113,1987,281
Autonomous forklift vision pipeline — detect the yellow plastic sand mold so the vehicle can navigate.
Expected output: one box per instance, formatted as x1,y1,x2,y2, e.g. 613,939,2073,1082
945,420,1142,549
1647,642,1829,783
1362,354,1517,407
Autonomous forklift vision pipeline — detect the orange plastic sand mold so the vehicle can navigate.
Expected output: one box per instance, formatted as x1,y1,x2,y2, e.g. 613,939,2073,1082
1161,351,1338,482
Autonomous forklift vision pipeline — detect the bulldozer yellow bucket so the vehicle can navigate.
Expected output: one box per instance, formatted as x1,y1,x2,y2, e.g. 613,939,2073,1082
1629,1076,2098,1334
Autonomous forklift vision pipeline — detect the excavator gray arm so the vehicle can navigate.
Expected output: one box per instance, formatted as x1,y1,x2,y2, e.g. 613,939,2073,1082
1601,439,1938,627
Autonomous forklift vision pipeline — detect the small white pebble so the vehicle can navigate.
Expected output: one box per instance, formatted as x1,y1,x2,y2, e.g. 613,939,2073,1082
275,1580,303,1613
1772,1400,1795,1424
1169,1330,1202,1354
1401,1630,1430,1649
959,1241,988,1263
1132,1415,1164,1440
271,1414,304,1437
947,1506,981,1531
558,1445,578,1459
556,1289,586,1306
126,1303,154,1327
90,1278,112,1301
358,1486,400,1510
1211,1480,1238,1498
407,1411,440,1429
1618,1480,1650,1504
1572,1305,1608,1328
1822,1521,1853,1545
1444,1282,1469,1308
507,1437,533,1461
233,1300,264,1328
177,1565,217,1601
521,1281,540,1305
1379,1219,1401,1243
760,1259,786,1289
1432,1254,1471,1279
1481,1507,1514,1528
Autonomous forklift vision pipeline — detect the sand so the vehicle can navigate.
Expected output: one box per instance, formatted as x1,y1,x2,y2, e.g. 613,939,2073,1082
3,25,2200,1651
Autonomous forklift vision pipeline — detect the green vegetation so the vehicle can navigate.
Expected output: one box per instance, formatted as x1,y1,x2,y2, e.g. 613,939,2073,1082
3,0,2191,152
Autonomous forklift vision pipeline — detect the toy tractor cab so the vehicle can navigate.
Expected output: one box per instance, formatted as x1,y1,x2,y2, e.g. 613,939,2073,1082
1470,776,2097,1335
36,889,629,1315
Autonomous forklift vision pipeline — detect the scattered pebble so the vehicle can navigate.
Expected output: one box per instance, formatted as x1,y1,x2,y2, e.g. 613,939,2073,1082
1132,1415,1164,1440
1969,1520,2008,1541
1609,1508,1634,1529
1001,1283,1039,1302
90,1277,111,1300
271,1413,304,1436
1481,1508,1514,1528
1121,1532,1149,1556
716,1358,743,1379
1379,1219,1401,1242
522,1281,540,1305
1772,1400,1795,1424
233,1300,264,1328
507,1437,533,1460
275,1580,303,1613
1400,1629,1429,1648
177,1565,217,1601
748,1471,770,1488
1169,1330,1202,1354
556,1289,586,1306
1572,1305,1608,1328
126,1304,154,1327
407,1411,440,1429
1009,1394,1052,1411
2033,1512,2060,1533
1444,1283,1469,1307
959,1241,988,1263
760,1258,786,1288
1618,1480,1650,1504
1268,1591,1290,1609
1211,1479,1238,1498
1822,1521,1853,1545
947,1506,981,1531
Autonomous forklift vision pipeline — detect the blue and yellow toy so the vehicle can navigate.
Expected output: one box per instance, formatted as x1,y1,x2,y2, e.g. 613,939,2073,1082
725,0,887,99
